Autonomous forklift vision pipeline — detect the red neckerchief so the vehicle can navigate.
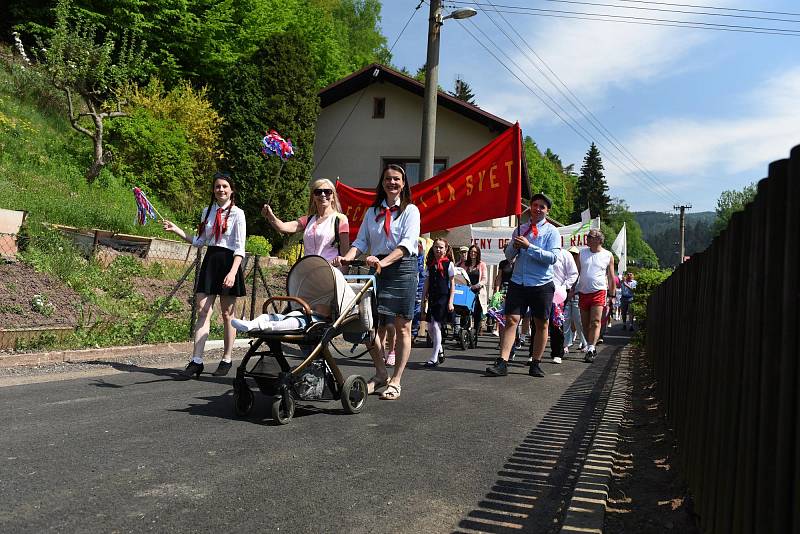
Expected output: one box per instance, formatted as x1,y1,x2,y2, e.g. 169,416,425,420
429,256,448,275
520,219,544,239
375,205,400,236
212,205,229,242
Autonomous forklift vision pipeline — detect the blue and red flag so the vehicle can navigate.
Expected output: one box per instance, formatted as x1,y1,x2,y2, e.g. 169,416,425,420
133,187,158,225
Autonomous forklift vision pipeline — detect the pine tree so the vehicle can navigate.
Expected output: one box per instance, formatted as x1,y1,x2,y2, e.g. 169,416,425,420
212,32,320,242
449,77,476,105
573,142,611,222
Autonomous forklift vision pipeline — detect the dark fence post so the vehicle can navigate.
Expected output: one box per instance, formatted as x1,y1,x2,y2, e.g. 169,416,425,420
250,255,259,320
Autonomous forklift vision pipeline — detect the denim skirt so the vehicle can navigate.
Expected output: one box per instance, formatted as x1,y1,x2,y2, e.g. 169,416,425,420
375,255,418,319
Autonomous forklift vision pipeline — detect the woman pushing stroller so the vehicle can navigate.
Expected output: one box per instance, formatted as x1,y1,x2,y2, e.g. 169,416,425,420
421,238,455,368
333,164,420,401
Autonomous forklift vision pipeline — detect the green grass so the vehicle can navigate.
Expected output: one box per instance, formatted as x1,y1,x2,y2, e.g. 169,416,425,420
0,64,185,236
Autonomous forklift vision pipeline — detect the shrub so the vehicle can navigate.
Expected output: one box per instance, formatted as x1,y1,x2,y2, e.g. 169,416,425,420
631,268,672,345
277,242,304,267
119,78,223,218
245,235,273,257
106,107,196,217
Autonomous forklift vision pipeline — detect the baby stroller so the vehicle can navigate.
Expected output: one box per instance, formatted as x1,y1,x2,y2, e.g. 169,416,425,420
451,267,478,350
232,255,377,424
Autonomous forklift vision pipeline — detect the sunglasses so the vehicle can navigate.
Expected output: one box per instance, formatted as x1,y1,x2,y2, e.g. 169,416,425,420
313,188,334,197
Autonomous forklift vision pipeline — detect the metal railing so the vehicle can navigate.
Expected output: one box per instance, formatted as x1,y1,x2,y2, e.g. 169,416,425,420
645,144,799,533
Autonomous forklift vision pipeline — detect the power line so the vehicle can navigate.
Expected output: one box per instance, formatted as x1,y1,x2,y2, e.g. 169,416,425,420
453,2,800,36
612,0,800,17
460,18,679,206
460,0,800,24
476,0,684,204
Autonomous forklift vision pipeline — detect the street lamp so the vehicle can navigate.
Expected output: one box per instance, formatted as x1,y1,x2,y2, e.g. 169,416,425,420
419,2,477,184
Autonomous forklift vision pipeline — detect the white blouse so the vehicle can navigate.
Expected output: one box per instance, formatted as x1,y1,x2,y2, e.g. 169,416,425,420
192,202,247,257
351,199,420,257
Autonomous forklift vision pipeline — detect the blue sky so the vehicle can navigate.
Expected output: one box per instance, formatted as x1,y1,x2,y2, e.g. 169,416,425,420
379,1,800,213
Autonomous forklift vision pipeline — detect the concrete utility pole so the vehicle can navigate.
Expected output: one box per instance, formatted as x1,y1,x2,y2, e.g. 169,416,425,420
420,0,443,185
419,4,476,185
674,204,692,263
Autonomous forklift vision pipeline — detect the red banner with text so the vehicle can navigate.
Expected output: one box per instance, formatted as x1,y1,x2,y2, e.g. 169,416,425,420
337,123,522,237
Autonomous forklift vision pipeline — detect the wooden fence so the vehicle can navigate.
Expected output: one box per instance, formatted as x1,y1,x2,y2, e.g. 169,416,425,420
646,144,799,533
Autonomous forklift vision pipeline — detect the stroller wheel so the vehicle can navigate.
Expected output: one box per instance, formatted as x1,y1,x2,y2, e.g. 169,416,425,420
458,329,468,350
341,375,368,414
271,394,295,425
469,331,478,349
233,382,254,417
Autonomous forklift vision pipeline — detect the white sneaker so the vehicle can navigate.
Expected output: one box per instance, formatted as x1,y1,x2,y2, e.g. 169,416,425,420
492,330,500,337
552,356,562,364
527,356,533,363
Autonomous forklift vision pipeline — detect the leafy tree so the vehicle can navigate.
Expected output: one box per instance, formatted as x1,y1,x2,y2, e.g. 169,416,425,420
8,0,389,89
606,199,659,269
449,76,476,105
213,32,319,242
573,142,611,222
544,148,562,172
37,0,149,182
523,136,569,223
713,182,757,235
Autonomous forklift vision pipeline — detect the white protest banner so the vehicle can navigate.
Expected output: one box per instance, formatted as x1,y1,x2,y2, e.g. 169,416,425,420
470,218,601,266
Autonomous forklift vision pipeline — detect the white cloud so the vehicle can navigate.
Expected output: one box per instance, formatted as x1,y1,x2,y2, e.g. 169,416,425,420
621,66,800,180
460,16,710,125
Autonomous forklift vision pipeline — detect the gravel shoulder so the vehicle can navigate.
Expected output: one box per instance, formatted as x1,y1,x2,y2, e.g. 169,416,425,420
604,346,701,533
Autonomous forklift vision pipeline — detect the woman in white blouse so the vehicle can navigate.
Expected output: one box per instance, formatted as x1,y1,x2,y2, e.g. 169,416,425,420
333,164,421,401
162,171,247,379
261,178,350,263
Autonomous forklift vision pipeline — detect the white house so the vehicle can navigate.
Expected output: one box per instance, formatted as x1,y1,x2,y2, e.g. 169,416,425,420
313,63,514,188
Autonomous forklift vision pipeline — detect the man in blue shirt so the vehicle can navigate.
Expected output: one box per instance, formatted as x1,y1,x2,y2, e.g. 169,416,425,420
486,193,561,378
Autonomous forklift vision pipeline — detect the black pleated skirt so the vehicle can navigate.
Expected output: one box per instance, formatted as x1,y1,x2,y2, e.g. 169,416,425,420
195,246,246,297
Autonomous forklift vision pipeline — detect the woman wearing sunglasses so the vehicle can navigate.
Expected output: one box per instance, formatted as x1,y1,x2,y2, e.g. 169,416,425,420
262,178,350,263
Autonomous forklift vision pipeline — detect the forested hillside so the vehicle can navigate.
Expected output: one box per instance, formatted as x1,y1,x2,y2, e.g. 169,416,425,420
635,211,715,268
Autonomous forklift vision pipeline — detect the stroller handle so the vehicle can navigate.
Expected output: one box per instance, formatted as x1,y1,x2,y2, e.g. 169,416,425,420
262,296,313,316
344,259,381,274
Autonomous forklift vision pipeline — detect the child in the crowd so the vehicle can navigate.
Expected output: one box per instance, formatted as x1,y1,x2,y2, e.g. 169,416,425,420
421,238,455,367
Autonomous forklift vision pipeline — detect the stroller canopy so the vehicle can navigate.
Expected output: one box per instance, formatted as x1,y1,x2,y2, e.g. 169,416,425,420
286,255,356,319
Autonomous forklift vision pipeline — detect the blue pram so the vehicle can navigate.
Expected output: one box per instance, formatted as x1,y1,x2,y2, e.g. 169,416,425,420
451,268,478,350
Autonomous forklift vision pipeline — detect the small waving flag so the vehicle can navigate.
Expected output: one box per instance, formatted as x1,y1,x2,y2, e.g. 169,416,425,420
261,129,295,161
133,187,158,225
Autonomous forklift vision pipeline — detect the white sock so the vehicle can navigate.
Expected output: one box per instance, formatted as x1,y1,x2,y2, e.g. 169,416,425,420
587,344,595,353
191,356,203,364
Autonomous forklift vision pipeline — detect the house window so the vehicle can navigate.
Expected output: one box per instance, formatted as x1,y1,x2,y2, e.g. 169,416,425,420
382,158,447,184
373,97,385,118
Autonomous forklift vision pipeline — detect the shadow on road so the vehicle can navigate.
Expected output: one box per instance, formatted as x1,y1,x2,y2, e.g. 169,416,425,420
455,334,627,534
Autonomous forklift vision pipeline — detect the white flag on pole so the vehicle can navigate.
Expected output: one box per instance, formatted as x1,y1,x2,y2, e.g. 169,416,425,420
580,207,591,223
611,222,627,275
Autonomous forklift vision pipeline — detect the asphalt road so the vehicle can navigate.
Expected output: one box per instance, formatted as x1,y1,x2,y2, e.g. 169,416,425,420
0,329,628,533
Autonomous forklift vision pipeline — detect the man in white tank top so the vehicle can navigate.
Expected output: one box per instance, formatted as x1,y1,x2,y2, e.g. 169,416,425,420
575,229,615,363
